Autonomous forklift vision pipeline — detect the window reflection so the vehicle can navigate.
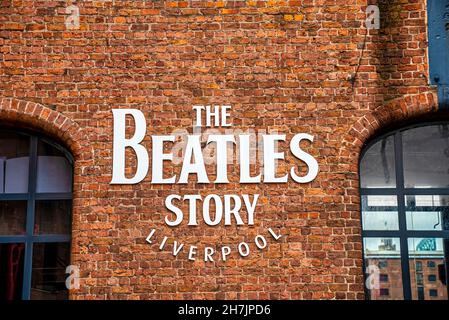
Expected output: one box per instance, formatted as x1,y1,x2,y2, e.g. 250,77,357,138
406,195,449,231
364,238,403,300
361,124,449,300
34,201,71,235
403,125,449,188
0,131,73,301
0,132,30,194
30,243,70,300
360,135,396,188
0,201,27,235
409,238,448,300
0,243,25,300
36,140,72,193
362,196,399,230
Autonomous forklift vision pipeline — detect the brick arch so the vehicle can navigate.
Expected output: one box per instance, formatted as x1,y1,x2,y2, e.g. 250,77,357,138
0,98,92,299
0,98,86,159
335,92,439,285
339,92,439,167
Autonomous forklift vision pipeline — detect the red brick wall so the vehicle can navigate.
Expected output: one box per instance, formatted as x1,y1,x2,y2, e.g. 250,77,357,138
0,0,438,299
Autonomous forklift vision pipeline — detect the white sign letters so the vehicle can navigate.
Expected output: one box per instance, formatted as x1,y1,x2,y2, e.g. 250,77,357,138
111,106,319,262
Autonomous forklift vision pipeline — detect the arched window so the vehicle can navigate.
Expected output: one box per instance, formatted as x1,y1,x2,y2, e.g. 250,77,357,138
0,129,73,300
360,123,449,300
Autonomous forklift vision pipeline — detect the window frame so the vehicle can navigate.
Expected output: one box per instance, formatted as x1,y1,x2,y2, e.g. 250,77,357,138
428,274,437,282
0,129,73,300
379,274,389,283
360,122,449,300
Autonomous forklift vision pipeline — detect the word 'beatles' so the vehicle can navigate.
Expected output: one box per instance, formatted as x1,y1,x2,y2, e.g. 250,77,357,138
110,109,319,185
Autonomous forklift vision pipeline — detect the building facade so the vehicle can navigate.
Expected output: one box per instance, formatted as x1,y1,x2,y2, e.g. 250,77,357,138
0,0,448,300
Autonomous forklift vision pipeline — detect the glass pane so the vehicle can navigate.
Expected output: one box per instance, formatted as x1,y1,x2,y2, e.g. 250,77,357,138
31,242,70,300
406,195,449,230
0,243,25,300
360,135,396,188
0,201,27,235
0,132,30,194
362,195,399,230
364,238,403,299
409,238,448,300
34,200,71,235
36,140,72,193
403,125,449,188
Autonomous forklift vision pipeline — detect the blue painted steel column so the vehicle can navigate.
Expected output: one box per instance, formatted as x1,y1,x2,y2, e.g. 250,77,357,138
21,137,38,300
427,0,449,109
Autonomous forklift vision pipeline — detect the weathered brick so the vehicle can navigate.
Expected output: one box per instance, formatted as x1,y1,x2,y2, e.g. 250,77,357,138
0,0,438,301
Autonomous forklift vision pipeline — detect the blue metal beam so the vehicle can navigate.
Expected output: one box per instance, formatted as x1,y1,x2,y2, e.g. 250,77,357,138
427,0,449,109
438,85,449,108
